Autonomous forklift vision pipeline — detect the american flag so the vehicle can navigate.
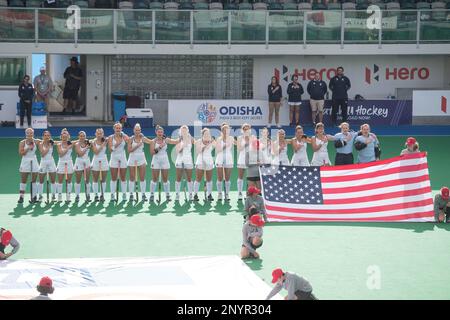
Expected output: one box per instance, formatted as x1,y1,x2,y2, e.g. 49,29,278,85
260,152,434,222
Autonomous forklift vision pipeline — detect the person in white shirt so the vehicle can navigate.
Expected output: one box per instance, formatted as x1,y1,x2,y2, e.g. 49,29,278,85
310,122,332,166
18,128,39,203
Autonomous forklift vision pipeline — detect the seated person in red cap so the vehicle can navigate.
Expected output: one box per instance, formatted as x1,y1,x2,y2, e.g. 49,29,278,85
245,185,268,222
266,268,316,300
434,187,450,223
0,228,20,260
401,137,420,155
31,276,55,300
241,214,264,259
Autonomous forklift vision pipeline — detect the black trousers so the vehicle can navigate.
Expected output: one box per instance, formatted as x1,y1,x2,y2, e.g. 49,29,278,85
335,153,354,165
295,290,317,300
20,100,32,126
331,98,348,125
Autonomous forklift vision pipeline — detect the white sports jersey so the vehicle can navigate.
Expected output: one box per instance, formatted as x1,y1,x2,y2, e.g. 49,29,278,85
58,143,72,162
76,142,90,160
111,135,127,157
153,138,168,157
40,143,54,161
22,140,37,160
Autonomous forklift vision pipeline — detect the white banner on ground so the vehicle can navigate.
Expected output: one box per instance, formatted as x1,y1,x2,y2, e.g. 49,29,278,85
168,99,289,126
412,90,450,116
0,90,19,122
0,256,281,300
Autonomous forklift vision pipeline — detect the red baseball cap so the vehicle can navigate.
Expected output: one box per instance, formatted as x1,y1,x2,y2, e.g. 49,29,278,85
1,230,12,246
406,137,416,145
39,276,53,288
441,187,449,200
250,214,265,227
271,268,284,283
248,186,261,195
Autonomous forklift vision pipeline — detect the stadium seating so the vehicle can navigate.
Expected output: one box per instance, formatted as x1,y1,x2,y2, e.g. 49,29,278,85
25,0,43,7
164,1,179,9
209,1,223,9
9,0,24,7
193,2,209,9
149,1,164,9
0,0,7,6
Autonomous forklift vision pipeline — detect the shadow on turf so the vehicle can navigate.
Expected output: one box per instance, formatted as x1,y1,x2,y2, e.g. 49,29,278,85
265,221,450,233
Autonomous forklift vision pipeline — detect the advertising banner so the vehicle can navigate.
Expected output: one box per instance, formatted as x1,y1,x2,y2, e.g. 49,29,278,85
412,90,450,116
0,90,20,122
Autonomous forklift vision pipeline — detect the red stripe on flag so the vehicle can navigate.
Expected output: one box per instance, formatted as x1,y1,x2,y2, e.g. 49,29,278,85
321,163,429,183
267,211,434,222
323,186,432,205
265,198,433,215
322,174,430,194
320,152,426,171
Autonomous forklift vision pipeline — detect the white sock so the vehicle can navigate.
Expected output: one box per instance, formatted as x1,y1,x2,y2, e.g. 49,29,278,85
225,181,231,194
193,181,200,194
216,181,223,194
187,181,193,194
67,182,72,194
207,181,212,195
92,182,98,195
150,181,157,194
19,183,26,196
140,181,146,194
51,183,56,195
36,182,42,196
237,178,244,194
56,183,63,194
129,181,135,194
85,182,91,195
75,183,81,196
163,182,170,194
32,183,37,198
120,181,127,194
110,180,117,195
175,181,181,194
101,182,107,194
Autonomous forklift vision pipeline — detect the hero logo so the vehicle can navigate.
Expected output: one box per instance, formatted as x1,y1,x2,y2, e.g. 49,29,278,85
274,66,337,82
365,65,430,84
442,96,447,114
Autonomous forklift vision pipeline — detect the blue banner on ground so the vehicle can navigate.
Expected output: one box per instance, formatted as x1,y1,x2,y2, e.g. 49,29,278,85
298,100,412,126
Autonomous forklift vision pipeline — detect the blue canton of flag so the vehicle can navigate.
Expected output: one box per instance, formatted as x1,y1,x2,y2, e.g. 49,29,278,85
260,165,324,205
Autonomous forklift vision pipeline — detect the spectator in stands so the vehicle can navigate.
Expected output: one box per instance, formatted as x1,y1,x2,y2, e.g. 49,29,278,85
241,214,265,259
266,268,317,300
331,122,358,165
33,66,53,117
63,57,83,115
267,76,283,128
245,186,267,222
329,67,351,126
18,75,34,128
354,124,379,163
31,276,55,300
287,75,304,127
434,187,450,223
400,137,420,155
307,71,327,126
0,228,20,260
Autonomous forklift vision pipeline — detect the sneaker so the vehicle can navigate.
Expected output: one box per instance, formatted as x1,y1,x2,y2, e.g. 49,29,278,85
188,193,193,201
75,195,80,202
111,194,116,202
149,194,154,202
66,194,71,203
122,193,127,202
86,194,91,202
207,194,214,202
38,195,43,202
217,192,223,201
58,194,63,202
166,193,171,202
175,193,180,201
193,194,199,201
129,194,134,202
238,192,243,201
225,193,230,201
94,195,99,202
18,196,24,204
142,194,147,201
100,194,105,202
276,123,282,129
52,194,56,202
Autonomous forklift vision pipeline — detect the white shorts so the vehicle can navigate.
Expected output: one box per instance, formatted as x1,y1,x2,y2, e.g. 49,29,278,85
291,156,310,167
289,102,302,107
110,155,128,169
151,156,170,170
56,160,74,174
215,153,234,169
311,153,331,166
175,157,194,170
39,159,57,174
74,158,91,171
19,158,39,173
127,154,147,167
195,158,215,171
91,157,109,171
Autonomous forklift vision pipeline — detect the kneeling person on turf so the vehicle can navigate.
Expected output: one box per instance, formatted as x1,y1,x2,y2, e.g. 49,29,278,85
0,228,20,260
241,215,265,259
31,276,54,300
434,187,450,223
245,186,267,222
266,268,316,300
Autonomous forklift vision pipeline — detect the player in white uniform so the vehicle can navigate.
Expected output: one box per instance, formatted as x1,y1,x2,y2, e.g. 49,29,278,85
91,128,109,202
74,131,91,202
193,128,216,202
237,123,256,201
311,122,332,166
127,123,152,202
18,128,39,203
37,130,57,202
108,123,130,202
291,125,311,166
150,125,177,202
174,125,195,201
272,129,291,166
258,127,272,165
56,128,74,202
215,123,234,201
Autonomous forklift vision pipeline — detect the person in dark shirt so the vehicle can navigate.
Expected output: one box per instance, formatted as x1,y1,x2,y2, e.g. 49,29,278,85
267,76,283,128
287,75,304,127
307,71,328,126
63,56,83,115
329,66,351,126
18,75,34,128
